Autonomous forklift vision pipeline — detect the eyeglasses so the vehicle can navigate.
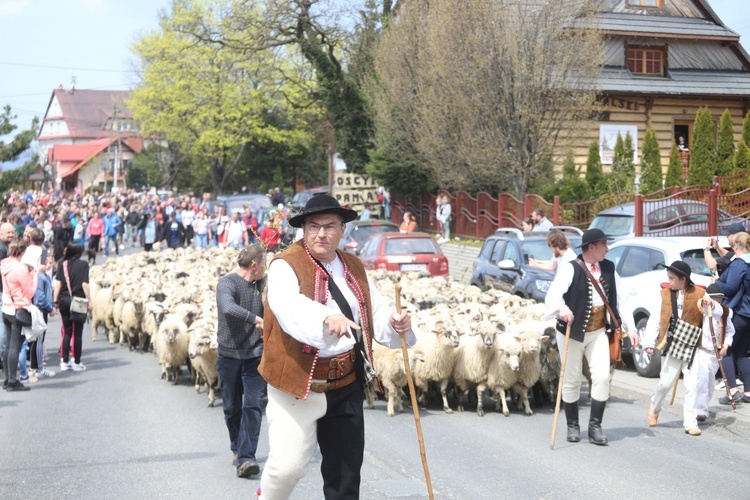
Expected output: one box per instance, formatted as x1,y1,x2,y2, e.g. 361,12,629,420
306,222,341,235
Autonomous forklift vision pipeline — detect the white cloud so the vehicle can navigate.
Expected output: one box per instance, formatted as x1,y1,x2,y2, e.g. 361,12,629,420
0,0,32,18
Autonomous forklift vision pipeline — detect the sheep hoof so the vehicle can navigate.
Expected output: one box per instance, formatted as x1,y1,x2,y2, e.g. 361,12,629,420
161,372,166,380
477,408,485,417
443,407,453,414
457,405,465,412
92,337,97,342
525,409,533,416
208,401,214,407
503,410,510,417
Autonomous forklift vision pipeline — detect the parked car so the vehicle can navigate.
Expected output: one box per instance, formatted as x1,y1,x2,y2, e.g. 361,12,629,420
590,200,745,241
339,220,399,253
470,228,582,302
291,186,329,212
607,236,727,377
357,232,449,276
216,194,273,222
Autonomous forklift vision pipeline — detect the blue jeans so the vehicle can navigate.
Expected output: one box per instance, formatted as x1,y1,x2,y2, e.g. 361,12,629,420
195,233,208,248
105,234,119,255
216,355,266,462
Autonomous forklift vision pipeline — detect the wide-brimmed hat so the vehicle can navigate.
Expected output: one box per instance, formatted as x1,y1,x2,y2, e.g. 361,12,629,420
575,228,614,248
706,283,724,298
664,260,693,285
288,194,358,228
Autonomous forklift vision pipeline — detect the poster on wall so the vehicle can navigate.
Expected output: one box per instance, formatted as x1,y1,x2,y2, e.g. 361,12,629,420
599,124,638,165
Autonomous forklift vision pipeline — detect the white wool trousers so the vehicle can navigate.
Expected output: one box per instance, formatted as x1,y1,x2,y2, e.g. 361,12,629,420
651,353,699,430
557,327,610,403
694,348,719,418
259,383,364,500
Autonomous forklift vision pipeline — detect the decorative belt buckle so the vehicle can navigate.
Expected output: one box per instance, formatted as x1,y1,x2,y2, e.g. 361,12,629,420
328,369,339,379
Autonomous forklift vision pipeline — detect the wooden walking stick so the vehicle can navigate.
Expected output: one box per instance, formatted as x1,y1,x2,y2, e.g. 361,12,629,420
394,283,434,500
706,305,737,412
669,361,682,406
550,322,572,450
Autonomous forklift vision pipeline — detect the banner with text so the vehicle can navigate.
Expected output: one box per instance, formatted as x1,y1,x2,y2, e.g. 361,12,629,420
333,173,378,213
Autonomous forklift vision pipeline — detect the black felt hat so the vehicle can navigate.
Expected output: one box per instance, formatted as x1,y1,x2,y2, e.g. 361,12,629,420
575,228,614,248
288,194,358,228
706,283,724,298
664,260,693,285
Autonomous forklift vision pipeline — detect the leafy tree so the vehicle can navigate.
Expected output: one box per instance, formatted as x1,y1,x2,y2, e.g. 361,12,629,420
743,111,750,146
129,1,318,195
556,177,592,203
0,106,39,163
639,128,662,194
688,107,716,185
0,155,37,192
735,137,750,173
664,141,683,188
585,140,604,195
717,108,735,176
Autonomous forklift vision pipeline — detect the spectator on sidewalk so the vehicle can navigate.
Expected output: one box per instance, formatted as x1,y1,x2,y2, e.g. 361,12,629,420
532,209,554,232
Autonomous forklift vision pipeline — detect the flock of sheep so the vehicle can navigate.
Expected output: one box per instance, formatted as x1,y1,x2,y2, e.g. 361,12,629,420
88,248,562,417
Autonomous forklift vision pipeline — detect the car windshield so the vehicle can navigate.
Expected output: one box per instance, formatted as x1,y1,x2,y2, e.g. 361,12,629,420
521,240,554,262
227,196,271,214
385,238,438,255
682,249,714,277
589,215,633,236
352,225,398,245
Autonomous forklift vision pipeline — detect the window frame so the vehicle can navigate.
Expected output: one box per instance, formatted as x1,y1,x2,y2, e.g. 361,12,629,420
626,0,663,7
625,44,668,76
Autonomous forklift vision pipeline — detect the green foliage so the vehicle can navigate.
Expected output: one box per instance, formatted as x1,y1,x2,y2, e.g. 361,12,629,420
0,155,37,192
743,111,750,146
664,141,683,188
366,148,436,196
0,105,39,163
555,177,593,203
562,148,576,180
688,107,716,185
585,140,604,195
735,137,750,173
639,128,662,194
129,149,166,189
717,109,735,176
604,131,636,195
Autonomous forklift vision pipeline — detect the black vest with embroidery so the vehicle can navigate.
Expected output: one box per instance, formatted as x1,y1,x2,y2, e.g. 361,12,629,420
556,256,621,343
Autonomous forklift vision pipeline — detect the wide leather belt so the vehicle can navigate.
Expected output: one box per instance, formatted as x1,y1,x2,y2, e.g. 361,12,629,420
312,349,356,382
310,371,357,393
586,306,606,332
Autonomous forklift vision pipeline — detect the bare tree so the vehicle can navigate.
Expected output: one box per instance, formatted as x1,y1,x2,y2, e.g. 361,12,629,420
371,0,603,197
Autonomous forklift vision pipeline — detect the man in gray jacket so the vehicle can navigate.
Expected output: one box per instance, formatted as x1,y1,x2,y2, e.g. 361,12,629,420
216,245,266,478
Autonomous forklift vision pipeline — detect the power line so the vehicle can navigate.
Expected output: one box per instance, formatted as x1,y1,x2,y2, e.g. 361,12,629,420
0,61,132,73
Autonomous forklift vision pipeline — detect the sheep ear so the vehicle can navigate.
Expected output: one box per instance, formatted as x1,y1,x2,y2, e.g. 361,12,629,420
541,336,549,343
497,323,506,332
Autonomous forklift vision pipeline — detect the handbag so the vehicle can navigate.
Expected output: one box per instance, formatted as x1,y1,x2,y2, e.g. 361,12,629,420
63,261,88,322
663,290,702,368
576,260,624,366
1,270,33,326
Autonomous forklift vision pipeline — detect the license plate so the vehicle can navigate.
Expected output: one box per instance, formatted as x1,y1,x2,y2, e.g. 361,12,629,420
400,263,427,271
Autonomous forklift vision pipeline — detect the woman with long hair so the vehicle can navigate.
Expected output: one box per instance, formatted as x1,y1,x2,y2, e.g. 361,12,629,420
1,239,39,391
400,212,417,233
53,241,92,372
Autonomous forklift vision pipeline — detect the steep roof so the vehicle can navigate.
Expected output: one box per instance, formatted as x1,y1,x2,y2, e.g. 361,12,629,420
593,12,739,40
594,66,750,97
49,137,141,179
40,88,131,140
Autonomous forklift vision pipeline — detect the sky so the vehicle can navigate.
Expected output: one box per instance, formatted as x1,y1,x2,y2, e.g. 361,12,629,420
0,0,749,161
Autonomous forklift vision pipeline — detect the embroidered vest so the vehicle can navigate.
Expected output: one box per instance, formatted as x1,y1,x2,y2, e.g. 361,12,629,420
258,240,375,399
655,286,705,351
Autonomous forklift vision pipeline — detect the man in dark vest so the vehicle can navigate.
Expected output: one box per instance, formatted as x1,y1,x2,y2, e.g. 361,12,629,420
258,194,416,499
545,228,638,445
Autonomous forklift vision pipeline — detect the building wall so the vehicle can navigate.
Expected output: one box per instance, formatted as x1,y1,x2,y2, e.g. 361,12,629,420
563,94,747,175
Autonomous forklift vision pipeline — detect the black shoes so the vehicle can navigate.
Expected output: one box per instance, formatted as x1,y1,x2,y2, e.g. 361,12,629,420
588,399,609,446
237,460,260,478
564,402,581,443
5,381,30,392
719,391,743,405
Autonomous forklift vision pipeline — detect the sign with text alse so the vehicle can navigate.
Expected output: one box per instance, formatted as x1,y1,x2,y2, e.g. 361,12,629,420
333,173,378,212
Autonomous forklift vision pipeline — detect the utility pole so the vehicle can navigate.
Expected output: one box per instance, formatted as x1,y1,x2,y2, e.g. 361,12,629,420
112,105,119,192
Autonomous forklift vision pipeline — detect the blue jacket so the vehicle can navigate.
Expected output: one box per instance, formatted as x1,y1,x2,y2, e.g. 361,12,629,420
103,214,122,236
33,272,54,314
719,256,750,318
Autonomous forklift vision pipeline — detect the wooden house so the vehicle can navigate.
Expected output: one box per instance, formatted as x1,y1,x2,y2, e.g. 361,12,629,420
568,0,750,177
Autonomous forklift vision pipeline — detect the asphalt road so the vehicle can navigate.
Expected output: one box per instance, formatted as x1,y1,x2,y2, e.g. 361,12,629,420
2,249,750,499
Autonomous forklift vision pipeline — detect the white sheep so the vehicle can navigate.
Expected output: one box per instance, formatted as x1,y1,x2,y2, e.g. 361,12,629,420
188,329,219,407
140,301,166,354
373,343,423,417
91,286,115,342
510,329,545,416
487,332,523,416
155,314,190,384
411,321,460,413
451,322,500,417
120,296,145,351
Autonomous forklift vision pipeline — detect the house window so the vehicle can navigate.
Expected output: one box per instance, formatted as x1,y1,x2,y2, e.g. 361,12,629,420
627,0,662,7
626,47,665,76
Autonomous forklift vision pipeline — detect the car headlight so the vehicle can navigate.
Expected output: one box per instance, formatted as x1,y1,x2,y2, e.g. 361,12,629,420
535,279,551,293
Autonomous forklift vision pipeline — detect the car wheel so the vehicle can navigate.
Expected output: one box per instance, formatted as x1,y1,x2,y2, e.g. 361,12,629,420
633,317,661,378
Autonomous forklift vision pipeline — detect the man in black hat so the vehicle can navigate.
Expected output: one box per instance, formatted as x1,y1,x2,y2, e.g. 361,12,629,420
641,261,721,436
704,221,746,277
546,228,637,445
258,194,416,499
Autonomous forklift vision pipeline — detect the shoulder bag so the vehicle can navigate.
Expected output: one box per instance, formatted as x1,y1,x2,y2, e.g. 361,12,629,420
663,289,702,369
63,261,88,323
575,259,623,366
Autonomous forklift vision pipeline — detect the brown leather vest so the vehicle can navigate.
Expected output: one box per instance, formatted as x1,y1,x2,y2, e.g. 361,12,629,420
258,240,374,399
655,286,705,351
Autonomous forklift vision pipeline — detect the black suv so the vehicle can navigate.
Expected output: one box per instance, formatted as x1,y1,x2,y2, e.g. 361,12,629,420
471,228,582,302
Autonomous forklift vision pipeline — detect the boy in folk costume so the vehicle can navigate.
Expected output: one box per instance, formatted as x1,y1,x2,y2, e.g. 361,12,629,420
695,283,735,422
642,261,722,436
